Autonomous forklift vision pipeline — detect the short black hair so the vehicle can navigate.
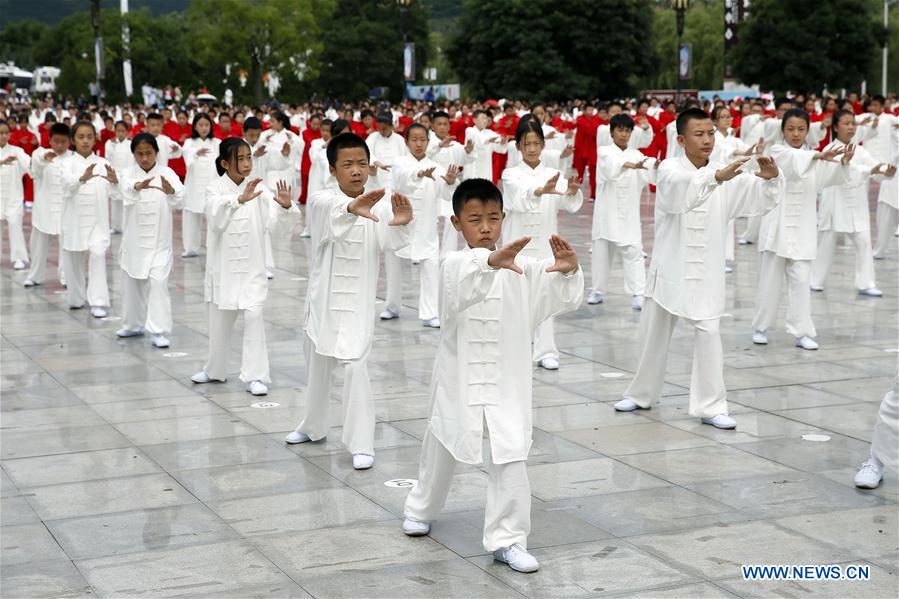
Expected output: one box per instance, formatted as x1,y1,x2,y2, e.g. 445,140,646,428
326,132,370,167
452,178,503,217
676,108,711,135
609,114,634,132
131,132,158,153
404,122,428,140
330,118,350,136
431,110,450,122
146,113,164,122
49,123,71,138
376,112,393,126
781,108,810,131
242,116,262,132
774,97,792,110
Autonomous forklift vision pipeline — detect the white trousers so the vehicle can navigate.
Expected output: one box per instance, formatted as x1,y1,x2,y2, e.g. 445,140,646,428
871,385,899,475
62,248,109,308
590,238,645,295
739,215,761,243
293,334,374,455
2,214,28,263
403,425,531,552
122,267,171,334
204,302,270,384
873,203,898,258
533,317,558,362
181,210,204,254
110,199,123,232
385,251,439,320
725,219,735,262
265,230,275,270
440,217,461,259
624,297,728,418
811,229,876,291
26,229,64,284
751,252,815,339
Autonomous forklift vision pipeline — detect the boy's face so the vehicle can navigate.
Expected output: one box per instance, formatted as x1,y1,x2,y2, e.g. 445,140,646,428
775,102,792,119
432,116,451,138
320,123,332,142
177,113,188,126
0,124,9,146
474,113,489,129
678,117,715,160
49,134,70,155
611,126,632,149
145,119,163,136
330,146,369,196
362,115,373,128
406,127,428,159
133,141,157,171
451,198,504,250
244,128,261,145
377,122,393,137
869,100,883,115
115,124,128,140
219,116,231,131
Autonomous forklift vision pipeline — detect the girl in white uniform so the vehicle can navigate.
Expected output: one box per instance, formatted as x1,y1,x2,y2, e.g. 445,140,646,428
116,132,185,348
501,120,582,370
191,138,299,396
104,121,133,234
0,120,31,269
180,113,221,257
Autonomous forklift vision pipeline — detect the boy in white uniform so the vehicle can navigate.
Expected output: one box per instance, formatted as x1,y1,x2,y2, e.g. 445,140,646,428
614,109,782,430
0,119,31,270
402,178,584,573
285,133,412,470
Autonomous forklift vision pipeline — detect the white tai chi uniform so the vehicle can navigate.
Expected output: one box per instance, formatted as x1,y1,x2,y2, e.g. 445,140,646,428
119,163,185,335
291,187,409,456
366,131,407,192
385,155,457,320
752,144,847,339
27,148,68,284
501,160,583,363
812,140,887,292
873,123,899,258
426,136,474,257
592,144,656,296
0,143,30,265
180,136,221,254
60,152,115,309
712,129,750,262
868,360,899,476
104,137,132,232
464,126,506,180
404,247,583,551
623,156,782,416
260,128,303,269
203,174,299,383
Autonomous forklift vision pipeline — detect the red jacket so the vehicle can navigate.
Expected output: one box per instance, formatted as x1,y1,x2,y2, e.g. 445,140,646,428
573,114,602,163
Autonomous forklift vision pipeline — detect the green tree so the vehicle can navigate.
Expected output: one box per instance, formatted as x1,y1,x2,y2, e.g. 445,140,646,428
647,0,725,91
731,0,880,93
0,19,49,69
187,0,332,105
446,0,657,99
314,0,431,103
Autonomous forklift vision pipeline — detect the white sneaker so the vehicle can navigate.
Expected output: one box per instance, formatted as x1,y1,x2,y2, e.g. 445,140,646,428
586,291,603,304
422,317,440,328
738,239,751,245
110,228,121,235
752,330,768,345
854,460,883,489
352,453,374,470
631,295,644,311
701,414,737,429
190,370,224,384
90,306,107,318
538,357,559,370
299,227,311,238
724,263,734,273
247,380,268,396
12,260,25,270
614,398,647,412
493,544,539,573
379,308,399,320
23,278,36,287
266,269,274,280
151,334,170,348
874,253,885,260
403,517,431,536
794,336,819,350
181,250,199,258
810,284,824,292
859,287,883,297
285,430,312,444
116,326,144,338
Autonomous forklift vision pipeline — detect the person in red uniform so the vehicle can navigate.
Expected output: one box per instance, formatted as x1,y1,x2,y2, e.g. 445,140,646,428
299,113,322,204
214,112,239,139
98,116,116,157
451,105,474,143
9,115,39,202
491,103,518,183
162,110,191,182
572,102,601,198
656,100,677,159
396,107,414,136
634,98,663,161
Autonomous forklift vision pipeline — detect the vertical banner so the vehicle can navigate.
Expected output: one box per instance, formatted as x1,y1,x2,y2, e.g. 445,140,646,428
678,43,692,81
403,42,415,81
121,0,133,96
724,0,746,79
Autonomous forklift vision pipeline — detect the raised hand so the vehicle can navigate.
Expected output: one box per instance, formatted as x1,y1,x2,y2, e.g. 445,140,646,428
389,192,413,226
755,156,779,180
43,151,57,162
281,141,291,156
818,146,845,162
197,147,211,157
238,178,263,203
488,236,530,274
715,157,751,183
418,166,437,180
103,165,118,184
170,143,179,154
884,164,897,178
439,136,453,148
545,234,579,274
79,164,97,183
564,175,581,196
158,176,175,194
841,143,856,165
347,188,386,222
561,146,574,159
546,130,557,139
134,177,155,191
254,144,268,157
441,165,460,186
623,159,649,170
464,139,474,154
536,172,560,196
275,180,293,208
0,156,17,166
